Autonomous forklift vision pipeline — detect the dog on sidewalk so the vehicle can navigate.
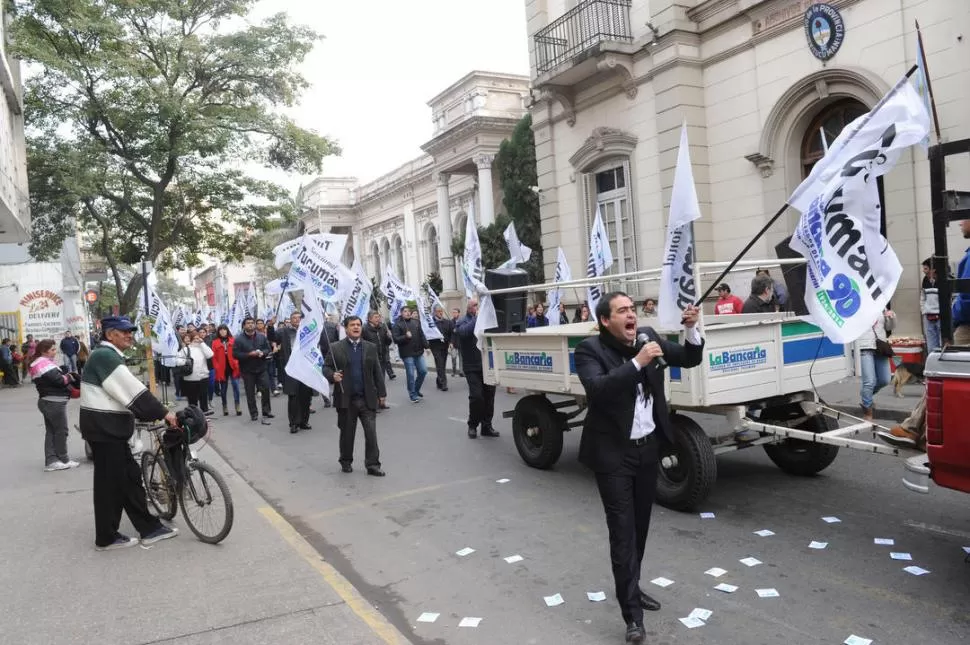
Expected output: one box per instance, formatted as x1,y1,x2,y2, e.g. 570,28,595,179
890,357,924,397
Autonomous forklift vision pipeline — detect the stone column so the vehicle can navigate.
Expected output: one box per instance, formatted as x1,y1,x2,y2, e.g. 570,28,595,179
475,154,496,227
436,173,457,292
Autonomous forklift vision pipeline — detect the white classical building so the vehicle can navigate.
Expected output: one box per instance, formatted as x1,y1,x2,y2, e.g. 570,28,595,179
298,71,532,300
0,4,29,244
524,0,970,335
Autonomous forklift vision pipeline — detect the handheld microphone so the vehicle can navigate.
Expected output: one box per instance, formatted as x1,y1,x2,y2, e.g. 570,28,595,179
636,332,667,369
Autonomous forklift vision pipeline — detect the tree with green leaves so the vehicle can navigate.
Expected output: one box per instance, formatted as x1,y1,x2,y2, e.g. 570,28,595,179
12,0,338,314
496,114,543,284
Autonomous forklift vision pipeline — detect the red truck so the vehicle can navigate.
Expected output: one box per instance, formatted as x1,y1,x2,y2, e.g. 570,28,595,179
902,136,970,496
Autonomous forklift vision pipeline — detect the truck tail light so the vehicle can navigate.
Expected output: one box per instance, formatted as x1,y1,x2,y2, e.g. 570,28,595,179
925,378,943,446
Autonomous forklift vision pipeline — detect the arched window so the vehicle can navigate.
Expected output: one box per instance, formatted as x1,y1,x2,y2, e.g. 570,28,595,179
393,235,405,281
369,242,380,279
426,224,439,275
381,239,391,274
800,98,885,235
454,212,467,241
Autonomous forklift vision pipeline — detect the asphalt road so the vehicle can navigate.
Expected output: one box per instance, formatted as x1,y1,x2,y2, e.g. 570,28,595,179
210,376,970,645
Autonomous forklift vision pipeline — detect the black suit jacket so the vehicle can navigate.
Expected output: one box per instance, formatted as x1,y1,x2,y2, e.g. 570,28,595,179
574,326,704,474
323,339,387,411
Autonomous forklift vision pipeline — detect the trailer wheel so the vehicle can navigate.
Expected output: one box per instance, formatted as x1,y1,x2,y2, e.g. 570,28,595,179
763,415,839,476
656,414,717,512
512,395,564,470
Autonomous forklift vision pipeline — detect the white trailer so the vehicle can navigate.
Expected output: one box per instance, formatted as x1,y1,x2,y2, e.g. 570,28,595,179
482,259,900,510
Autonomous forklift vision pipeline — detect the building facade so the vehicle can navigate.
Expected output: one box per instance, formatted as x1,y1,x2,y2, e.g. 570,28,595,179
298,71,531,299
0,5,29,244
525,0,970,335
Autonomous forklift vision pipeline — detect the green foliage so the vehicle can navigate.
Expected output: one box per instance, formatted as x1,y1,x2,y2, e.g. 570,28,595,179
424,272,443,294
369,277,385,313
12,0,339,313
496,114,543,284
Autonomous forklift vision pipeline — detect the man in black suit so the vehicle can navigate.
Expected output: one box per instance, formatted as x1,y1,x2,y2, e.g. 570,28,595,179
323,315,388,476
233,316,274,425
279,311,314,434
574,292,704,644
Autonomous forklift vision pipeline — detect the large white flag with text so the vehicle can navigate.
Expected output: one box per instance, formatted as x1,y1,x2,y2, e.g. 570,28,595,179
461,203,487,298
585,205,614,315
659,123,701,329
340,260,373,323
381,265,415,323
417,295,444,341
547,247,572,326
284,294,329,394
273,233,348,269
500,221,532,269
788,75,930,342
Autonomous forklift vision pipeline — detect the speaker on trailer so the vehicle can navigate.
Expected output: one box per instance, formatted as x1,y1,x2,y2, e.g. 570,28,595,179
774,236,809,316
485,268,528,333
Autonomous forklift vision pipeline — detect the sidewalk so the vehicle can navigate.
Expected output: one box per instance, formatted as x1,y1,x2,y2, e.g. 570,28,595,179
815,376,922,424
0,386,409,645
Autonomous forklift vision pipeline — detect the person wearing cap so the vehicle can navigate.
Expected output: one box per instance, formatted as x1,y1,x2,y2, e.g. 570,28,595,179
80,316,180,551
714,284,745,315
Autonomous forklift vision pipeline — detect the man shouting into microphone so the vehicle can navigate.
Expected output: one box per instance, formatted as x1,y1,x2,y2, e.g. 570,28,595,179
575,292,704,643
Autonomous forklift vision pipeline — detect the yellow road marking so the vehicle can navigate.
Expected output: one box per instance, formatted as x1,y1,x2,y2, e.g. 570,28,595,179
257,506,411,645
307,475,489,520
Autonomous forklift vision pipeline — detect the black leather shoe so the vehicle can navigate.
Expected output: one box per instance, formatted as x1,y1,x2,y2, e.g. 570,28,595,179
480,427,500,438
251,415,258,422
289,425,298,434
341,464,353,473
263,413,274,419
366,468,386,477
625,621,644,643
639,590,661,611
467,427,477,439
298,424,312,430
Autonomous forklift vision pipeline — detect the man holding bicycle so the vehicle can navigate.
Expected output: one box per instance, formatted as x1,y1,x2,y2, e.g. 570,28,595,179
79,316,180,551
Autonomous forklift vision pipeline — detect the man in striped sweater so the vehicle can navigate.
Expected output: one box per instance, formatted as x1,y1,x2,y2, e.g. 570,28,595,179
80,316,180,551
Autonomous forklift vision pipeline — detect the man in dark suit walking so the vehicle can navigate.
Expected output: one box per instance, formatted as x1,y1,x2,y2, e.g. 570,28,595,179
574,292,704,643
279,311,314,434
323,315,387,476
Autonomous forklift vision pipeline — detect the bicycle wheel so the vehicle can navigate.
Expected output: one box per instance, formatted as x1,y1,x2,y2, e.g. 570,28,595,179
180,460,234,544
141,451,177,520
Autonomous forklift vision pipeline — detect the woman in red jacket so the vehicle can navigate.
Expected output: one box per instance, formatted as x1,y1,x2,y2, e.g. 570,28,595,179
212,325,242,416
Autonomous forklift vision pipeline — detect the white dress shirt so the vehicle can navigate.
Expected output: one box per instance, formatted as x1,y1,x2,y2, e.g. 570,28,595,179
626,326,703,440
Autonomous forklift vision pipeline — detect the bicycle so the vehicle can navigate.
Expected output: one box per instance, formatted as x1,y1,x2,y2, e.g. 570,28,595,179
140,406,234,544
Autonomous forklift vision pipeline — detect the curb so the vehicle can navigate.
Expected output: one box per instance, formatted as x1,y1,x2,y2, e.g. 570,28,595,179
826,403,908,424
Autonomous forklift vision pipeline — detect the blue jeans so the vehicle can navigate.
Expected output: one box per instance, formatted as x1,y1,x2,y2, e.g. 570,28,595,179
923,315,941,352
402,355,428,400
859,349,891,409
218,378,240,407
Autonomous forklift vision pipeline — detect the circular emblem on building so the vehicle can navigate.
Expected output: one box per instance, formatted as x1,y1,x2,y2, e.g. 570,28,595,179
804,3,845,61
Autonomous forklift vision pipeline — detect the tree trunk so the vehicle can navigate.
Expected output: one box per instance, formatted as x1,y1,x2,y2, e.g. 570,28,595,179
120,272,147,317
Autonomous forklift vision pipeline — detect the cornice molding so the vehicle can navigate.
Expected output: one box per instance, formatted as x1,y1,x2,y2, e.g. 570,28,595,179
421,115,521,155
568,127,639,172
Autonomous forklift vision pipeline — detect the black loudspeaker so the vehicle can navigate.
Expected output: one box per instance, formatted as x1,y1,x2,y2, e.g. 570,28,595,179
485,268,528,333
774,236,809,316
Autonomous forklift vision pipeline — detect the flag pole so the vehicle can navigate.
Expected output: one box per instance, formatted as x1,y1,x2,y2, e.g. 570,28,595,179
694,64,919,307
915,20,942,143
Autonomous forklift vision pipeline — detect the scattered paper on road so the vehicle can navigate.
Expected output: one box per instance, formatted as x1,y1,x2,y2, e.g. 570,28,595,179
587,591,606,602
740,557,762,567
754,529,775,537
496,478,510,483
903,565,930,576
679,616,706,629
699,512,716,519
809,541,828,550
704,567,727,578
650,577,675,588
714,583,738,593
756,588,780,598
844,636,873,645
874,538,894,546
544,593,565,607
688,608,713,622
890,552,912,561
416,612,439,623
822,516,842,523
459,617,482,627
455,547,475,557
504,554,524,564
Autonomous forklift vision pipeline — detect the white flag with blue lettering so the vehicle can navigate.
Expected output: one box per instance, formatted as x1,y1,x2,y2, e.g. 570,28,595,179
547,247,571,326
586,205,614,314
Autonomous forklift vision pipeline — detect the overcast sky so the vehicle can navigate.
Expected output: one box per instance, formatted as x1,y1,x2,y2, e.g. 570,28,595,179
252,0,531,189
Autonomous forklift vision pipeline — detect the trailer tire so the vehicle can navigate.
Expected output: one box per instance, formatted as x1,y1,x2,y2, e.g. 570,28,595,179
512,395,564,470
655,414,717,512
763,415,839,476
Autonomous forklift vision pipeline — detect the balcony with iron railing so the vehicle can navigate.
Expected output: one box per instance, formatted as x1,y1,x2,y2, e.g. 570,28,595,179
533,0,634,81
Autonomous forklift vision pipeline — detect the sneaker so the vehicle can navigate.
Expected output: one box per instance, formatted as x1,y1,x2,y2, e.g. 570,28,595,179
877,426,918,448
141,525,179,545
410,397,420,404
45,461,72,472
96,534,139,551
64,460,80,469
416,392,424,399
204,409,215,417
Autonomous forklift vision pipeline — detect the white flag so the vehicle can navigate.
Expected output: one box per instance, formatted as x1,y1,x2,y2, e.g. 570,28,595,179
547,247,572,326
473,294,499,351
425,283,445,315
788,75,930,342
339,260,373,323
461,202,487,298
273,233,348,269
284,294,329,394
285,235,357,303
381,265,415,323
658,123,701,329
586,205,614,314
500,221,532,268
417,295,444,341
